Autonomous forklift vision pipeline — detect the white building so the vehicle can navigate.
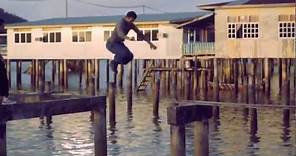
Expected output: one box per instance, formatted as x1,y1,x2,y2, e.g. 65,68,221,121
5,12,211,60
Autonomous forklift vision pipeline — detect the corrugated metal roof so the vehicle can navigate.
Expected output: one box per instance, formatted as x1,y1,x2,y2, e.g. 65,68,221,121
199,0,295,8
6,12,209,27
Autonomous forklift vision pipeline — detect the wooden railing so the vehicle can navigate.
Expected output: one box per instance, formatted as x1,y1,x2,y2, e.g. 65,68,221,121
182,42,215,56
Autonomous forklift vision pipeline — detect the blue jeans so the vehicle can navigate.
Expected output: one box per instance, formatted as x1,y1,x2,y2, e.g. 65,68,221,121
106,41,134,65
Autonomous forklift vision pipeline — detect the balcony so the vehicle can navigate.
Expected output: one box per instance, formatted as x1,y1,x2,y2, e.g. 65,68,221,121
182,42,215,56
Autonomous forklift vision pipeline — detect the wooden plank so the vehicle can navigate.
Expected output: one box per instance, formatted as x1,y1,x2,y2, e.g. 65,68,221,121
167,104,212,126
151,68,210,71
0,96,106,122
179,100,296,109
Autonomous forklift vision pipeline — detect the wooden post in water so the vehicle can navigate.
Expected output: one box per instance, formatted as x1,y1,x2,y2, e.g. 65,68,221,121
194,118,209,156
213,58,219,100
94,102,107,156
281,58,289,95
40,60,46,93
184,69,191,100
279,58,282,92
193,57,199,100
153,79,160,118
95,59,100,90
0,123,6,156
199,60,207,100
263,58,271,94
170,125,185,156
234,59,239,95
52,60,56,84
6,60,11,89
108,83,116,126
31,60,35,87
63,59,68,88
57,60,61,86
16,60,22,90
134,59,138,88
106,60,110,88
127,62,133,111
172,60,178,100
117,64,123,88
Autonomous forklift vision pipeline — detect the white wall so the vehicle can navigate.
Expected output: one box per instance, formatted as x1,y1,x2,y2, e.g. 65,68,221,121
215,5,295,58
7,23,183,60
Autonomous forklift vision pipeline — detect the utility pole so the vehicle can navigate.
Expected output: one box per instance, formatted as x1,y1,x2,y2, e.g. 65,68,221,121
142,5,145,14
66,0,68,17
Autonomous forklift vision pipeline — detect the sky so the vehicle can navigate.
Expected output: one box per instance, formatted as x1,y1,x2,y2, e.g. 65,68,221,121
0,0,227,21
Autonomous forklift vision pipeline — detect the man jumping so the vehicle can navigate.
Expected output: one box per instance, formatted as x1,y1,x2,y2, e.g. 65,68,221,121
106,11,157,73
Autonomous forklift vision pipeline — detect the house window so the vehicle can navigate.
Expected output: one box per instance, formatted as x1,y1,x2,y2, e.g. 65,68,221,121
278,15,295,39
137,29,159,41
152,30,159,41
43,32,61,43
137,30,144,41
14,32,32,43
15,34,19,43
243,23,259,38
104,30,112,41
72,31,92,42
227,15,259,39
228,24,236,38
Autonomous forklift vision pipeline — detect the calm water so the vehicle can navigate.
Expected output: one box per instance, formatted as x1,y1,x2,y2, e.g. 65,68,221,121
6,61,296,156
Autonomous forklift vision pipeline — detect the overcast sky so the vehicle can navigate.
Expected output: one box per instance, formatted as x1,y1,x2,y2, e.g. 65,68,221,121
0,0,227,21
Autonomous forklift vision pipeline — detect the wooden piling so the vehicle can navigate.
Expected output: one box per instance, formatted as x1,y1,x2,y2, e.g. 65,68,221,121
213,58,219,100
234,59,239,94
127,62,133,111
95,59,100,90
31,60,35,87
16,60,22,89
153,79,160,118
171,60,178,100
263,58,270,94
108,83,116,126
194,119,209,156
193,57,199,100
0,123,6,156
117,64,123,88
170,125,185,156
63,59,68,88
94,102,107,156
39,60,46,92
184,70,191,100
52,60,56,84
106,60,110,88
279,58,282,90
134,59,138,87
6,59,11,89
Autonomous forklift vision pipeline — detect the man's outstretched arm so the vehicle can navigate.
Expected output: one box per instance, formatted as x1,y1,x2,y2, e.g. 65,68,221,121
133,25,157,50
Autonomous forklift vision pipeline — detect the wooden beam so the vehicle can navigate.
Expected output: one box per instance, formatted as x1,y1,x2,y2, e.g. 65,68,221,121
0,96,106,122
167,104,212,126
178,100,296,109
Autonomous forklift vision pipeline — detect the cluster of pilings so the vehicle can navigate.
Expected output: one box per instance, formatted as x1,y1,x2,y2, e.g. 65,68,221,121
4,58,296,102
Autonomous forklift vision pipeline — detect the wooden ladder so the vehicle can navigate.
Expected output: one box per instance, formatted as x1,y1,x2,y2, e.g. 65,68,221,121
136,62,154,92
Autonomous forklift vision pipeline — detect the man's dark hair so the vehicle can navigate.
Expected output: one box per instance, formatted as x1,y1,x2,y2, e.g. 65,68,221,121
126,11,137,19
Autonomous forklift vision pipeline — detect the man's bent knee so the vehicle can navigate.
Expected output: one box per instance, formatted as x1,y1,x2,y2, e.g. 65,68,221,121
122,53,133,65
